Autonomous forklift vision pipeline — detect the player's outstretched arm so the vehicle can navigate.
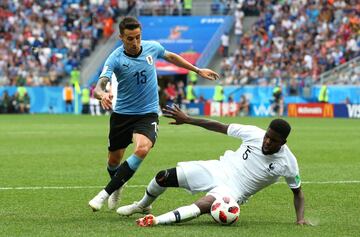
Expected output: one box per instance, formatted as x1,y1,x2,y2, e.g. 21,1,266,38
291,187,312,226
163,51,219,81
94,77,113,110
163,104,228,134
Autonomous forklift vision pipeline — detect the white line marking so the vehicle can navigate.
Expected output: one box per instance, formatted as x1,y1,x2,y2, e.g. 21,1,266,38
0,181,359,191
0,185,147,191
301,180,360,184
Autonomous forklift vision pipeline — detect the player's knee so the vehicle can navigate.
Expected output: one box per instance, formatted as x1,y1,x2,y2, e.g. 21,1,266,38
134,146,151,158
155,168,178,187
108,155,121,166
155,170,167,187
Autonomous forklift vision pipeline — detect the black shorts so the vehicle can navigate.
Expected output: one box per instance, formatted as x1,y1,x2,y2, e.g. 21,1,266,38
108,112,159,151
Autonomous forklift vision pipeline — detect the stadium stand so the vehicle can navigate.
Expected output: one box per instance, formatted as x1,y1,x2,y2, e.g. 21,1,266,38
220,0,360,88
0,0,122,86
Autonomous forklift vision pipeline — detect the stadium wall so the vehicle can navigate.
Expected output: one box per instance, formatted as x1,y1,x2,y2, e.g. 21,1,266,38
0,86,359,117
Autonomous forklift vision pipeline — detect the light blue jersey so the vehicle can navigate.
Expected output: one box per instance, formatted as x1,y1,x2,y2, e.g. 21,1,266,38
100,40,165,114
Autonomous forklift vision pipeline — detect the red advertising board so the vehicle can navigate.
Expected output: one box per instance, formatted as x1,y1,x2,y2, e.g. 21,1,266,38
204,102,239,116
287,103,334,118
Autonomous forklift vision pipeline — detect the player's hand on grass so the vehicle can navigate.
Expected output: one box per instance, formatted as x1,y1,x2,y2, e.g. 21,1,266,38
163,104,190,125
100,92,113,110
296,219,314,226
197,68,219,81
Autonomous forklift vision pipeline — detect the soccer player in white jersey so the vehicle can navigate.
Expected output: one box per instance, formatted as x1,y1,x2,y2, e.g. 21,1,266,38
88,17,219,212
117,105,311,226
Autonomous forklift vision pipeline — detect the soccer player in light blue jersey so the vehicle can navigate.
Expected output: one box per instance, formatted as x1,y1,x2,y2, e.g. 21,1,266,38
89,16,219,212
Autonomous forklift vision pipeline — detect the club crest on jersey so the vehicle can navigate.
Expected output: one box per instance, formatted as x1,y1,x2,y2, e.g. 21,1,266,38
146,55,153,65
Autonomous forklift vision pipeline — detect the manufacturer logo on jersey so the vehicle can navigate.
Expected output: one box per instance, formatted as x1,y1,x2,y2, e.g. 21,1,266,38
122,63,129,68
146,55,153,65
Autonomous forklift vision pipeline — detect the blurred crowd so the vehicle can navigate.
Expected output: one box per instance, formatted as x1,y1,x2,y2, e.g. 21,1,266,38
220,0,360,89
0,0,121,87
0,87,30,114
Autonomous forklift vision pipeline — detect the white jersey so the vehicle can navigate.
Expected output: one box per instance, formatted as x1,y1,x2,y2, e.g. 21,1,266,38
221,124,301,201
177,124,301,204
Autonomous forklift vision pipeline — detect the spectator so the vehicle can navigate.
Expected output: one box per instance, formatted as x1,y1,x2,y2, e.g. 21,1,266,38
220,32,230,57
183,0,192,16
22,92,31,114
0,90,11,113
186,81,196,103
176,80,185,106
70,67,80,87
164,82,177,105
271,85,284,117
63,83,74,113
90,84,101,116
318,83,329,103
238,94,249,116
81,87,90,114
188,70,198,85
213,82,225,103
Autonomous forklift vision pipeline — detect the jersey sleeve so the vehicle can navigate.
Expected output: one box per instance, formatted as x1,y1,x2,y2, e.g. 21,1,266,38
152,41,165,59
284,150,301,189
99,53,117,80
285,174,301,189
227,124,264,142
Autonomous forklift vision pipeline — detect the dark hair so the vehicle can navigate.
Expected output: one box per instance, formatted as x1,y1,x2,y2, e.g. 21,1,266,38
269,119,291,140
119,16,141,35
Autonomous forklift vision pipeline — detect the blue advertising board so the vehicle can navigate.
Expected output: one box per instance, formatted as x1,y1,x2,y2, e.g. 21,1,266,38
139,16,227,54
334,104,360,118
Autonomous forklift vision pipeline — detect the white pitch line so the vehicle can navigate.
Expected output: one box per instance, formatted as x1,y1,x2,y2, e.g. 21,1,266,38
0,185,147,191
0,181,360,191
301,180,360,184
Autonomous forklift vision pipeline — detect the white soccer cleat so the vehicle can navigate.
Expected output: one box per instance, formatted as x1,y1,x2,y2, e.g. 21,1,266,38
108,187,124,210
136,214,158,227
116,201,152,216
88,190,108,212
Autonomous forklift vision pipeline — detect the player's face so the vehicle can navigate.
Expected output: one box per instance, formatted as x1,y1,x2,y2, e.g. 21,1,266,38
261,128,285,155
120,28,142,55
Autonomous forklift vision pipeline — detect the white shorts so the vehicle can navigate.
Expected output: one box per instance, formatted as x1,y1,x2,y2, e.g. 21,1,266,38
176,160,238,201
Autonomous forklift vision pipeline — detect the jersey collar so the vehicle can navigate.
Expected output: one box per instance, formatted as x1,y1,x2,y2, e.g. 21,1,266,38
124,46,143,58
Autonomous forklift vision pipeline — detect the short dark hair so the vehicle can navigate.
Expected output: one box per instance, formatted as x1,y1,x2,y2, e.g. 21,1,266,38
269,119,291,140
119,16,141,35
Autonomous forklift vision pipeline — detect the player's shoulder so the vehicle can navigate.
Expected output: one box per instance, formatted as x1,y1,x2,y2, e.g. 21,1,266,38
108,45,125,58
281,145,299,168
228,123,265,135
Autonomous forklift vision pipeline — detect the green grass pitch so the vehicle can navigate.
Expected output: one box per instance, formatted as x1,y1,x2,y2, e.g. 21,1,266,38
0,115,359,237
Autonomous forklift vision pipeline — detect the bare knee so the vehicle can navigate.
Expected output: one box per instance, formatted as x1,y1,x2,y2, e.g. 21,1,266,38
134,145,151,158
194,195,216,214
108,150,125,166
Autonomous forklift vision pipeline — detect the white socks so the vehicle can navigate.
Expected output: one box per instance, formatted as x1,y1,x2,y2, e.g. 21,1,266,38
99,189,110,199
156,204,201,225
137,178,166,208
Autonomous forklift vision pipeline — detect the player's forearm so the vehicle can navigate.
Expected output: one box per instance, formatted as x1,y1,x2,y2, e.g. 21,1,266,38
165,52,199,73
94,77,109,100
293,189,305,222
185,117,228,134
